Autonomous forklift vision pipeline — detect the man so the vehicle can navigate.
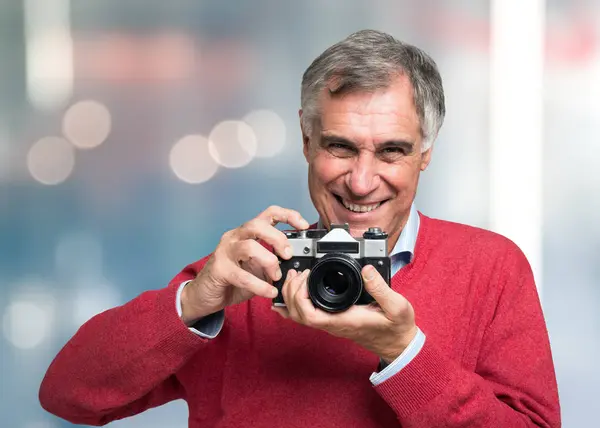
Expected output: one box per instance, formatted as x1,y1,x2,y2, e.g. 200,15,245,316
39,30,560,427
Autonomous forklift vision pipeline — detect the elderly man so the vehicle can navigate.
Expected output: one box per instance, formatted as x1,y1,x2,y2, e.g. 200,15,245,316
40,30,560,427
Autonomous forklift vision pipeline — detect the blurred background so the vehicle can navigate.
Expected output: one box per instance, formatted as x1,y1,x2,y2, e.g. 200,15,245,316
1,0,598,427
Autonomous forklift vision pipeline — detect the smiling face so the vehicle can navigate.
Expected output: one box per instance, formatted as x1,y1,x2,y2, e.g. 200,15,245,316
301,74,432,251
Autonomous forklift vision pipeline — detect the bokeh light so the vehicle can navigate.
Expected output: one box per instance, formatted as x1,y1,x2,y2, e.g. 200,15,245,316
3,293,55,350
62,100,112,149
169,134,220,184
24,0,73,111
208,120,257,168
243,110,287,157
27,136,75,185
72,280,122,328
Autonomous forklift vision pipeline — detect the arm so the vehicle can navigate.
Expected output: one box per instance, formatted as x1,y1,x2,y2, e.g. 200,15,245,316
39,205,309,426
374,246,561,427
39,259,209,426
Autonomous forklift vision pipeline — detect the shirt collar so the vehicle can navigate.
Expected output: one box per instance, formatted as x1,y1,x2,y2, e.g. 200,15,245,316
316,203,420,261
390,203,419,262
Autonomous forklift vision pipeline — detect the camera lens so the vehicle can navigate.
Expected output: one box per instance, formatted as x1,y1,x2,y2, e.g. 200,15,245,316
322,270,349,296
308,253,363,313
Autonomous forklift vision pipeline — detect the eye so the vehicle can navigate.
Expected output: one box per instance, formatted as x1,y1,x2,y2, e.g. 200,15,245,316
330,143,350,150
327,143,356,157
382,147,405,155
378,146,407,162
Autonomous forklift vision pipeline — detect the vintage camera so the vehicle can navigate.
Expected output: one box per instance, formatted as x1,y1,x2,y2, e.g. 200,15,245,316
273,224,391,313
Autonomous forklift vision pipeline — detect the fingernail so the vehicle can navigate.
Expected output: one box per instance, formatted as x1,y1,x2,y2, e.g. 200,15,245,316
301,219,310,229
363,265,375,280
271,287,279,298
274,268,282,281
284,247,293,258
302,269,310,278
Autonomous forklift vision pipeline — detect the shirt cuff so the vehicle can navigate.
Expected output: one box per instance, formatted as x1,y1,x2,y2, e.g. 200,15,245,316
176,280,225,339
369,327,426,386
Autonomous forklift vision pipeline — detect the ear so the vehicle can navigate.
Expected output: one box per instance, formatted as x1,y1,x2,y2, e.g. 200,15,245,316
420,144,433,171
299,109,310,162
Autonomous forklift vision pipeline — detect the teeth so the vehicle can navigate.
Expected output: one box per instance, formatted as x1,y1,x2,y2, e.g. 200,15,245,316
342,198,381,213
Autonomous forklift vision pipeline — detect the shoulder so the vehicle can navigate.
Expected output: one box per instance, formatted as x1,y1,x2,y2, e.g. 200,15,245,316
419,213,527,262
417,214,536,296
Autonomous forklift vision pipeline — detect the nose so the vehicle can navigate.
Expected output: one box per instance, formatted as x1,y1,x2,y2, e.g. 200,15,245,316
345,153,380,197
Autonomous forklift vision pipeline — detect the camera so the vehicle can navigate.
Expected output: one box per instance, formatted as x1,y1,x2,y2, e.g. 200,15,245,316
273,224,391,313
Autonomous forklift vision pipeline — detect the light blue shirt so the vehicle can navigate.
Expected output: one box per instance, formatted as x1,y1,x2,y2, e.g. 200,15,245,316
176,204,425,386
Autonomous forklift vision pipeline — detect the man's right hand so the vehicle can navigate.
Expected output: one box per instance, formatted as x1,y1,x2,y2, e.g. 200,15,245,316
180,206,310,326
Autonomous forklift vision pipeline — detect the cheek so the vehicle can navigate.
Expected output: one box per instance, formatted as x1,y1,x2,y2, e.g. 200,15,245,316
381,163,420,192
311,156,347,185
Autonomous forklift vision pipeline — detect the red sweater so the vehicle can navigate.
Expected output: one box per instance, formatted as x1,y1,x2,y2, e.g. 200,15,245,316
39,214,560,427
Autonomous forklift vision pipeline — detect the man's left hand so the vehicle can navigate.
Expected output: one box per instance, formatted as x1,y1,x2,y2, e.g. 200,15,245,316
271,266,418,363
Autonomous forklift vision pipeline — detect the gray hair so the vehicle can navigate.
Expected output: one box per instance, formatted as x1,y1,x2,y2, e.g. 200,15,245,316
300,29,445,151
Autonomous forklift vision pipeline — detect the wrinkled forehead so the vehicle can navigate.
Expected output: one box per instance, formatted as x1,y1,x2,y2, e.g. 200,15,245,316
318,77,421,145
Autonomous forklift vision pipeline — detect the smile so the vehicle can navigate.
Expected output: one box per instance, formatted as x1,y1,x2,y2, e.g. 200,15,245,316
333,194,388,214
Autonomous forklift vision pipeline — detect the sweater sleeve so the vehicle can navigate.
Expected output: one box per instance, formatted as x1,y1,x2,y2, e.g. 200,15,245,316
374,245,561,427
39,258,210,426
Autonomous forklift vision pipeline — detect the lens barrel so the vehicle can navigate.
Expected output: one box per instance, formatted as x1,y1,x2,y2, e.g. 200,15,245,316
308,253,363,313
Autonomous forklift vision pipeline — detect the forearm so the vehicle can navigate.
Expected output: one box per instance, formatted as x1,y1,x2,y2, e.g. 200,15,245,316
375,339,560,427
39,279,205,424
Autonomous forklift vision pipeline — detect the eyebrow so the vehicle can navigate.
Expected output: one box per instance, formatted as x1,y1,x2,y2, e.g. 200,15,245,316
320,134,415,153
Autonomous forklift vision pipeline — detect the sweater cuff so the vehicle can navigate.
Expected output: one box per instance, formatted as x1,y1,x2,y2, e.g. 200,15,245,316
370,328,426,385
152,281,210,358
176,281,225,339
373,338,453,419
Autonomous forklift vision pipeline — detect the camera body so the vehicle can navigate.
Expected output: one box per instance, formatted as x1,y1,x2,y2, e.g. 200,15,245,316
273,224,391,313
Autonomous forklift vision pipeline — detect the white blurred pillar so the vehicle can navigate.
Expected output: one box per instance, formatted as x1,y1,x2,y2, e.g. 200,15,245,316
23,0,73,110
489,0,546,296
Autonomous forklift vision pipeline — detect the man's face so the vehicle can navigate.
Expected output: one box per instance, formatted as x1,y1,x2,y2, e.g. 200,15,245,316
301,74,432,250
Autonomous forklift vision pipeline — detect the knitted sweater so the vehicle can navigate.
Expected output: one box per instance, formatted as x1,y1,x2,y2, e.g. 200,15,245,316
39,214,561,427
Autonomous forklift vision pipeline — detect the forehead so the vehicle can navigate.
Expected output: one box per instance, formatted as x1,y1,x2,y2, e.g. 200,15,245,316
318,75,421,143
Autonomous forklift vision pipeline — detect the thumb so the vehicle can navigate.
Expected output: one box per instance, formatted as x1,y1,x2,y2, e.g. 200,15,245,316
362,265,398,313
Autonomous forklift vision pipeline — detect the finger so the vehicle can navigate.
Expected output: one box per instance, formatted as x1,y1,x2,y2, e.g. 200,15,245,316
237,218,293,260
292,270,328,325
281,269,299,316
258,205,310,230
280,269,297,301
234,239,282,282
270,306,290,319
323,304,384,329
290,269,310,303
284,269,312,322
226,264,278,299
292,269,310,302
361,265,404,317
239,259,269,283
